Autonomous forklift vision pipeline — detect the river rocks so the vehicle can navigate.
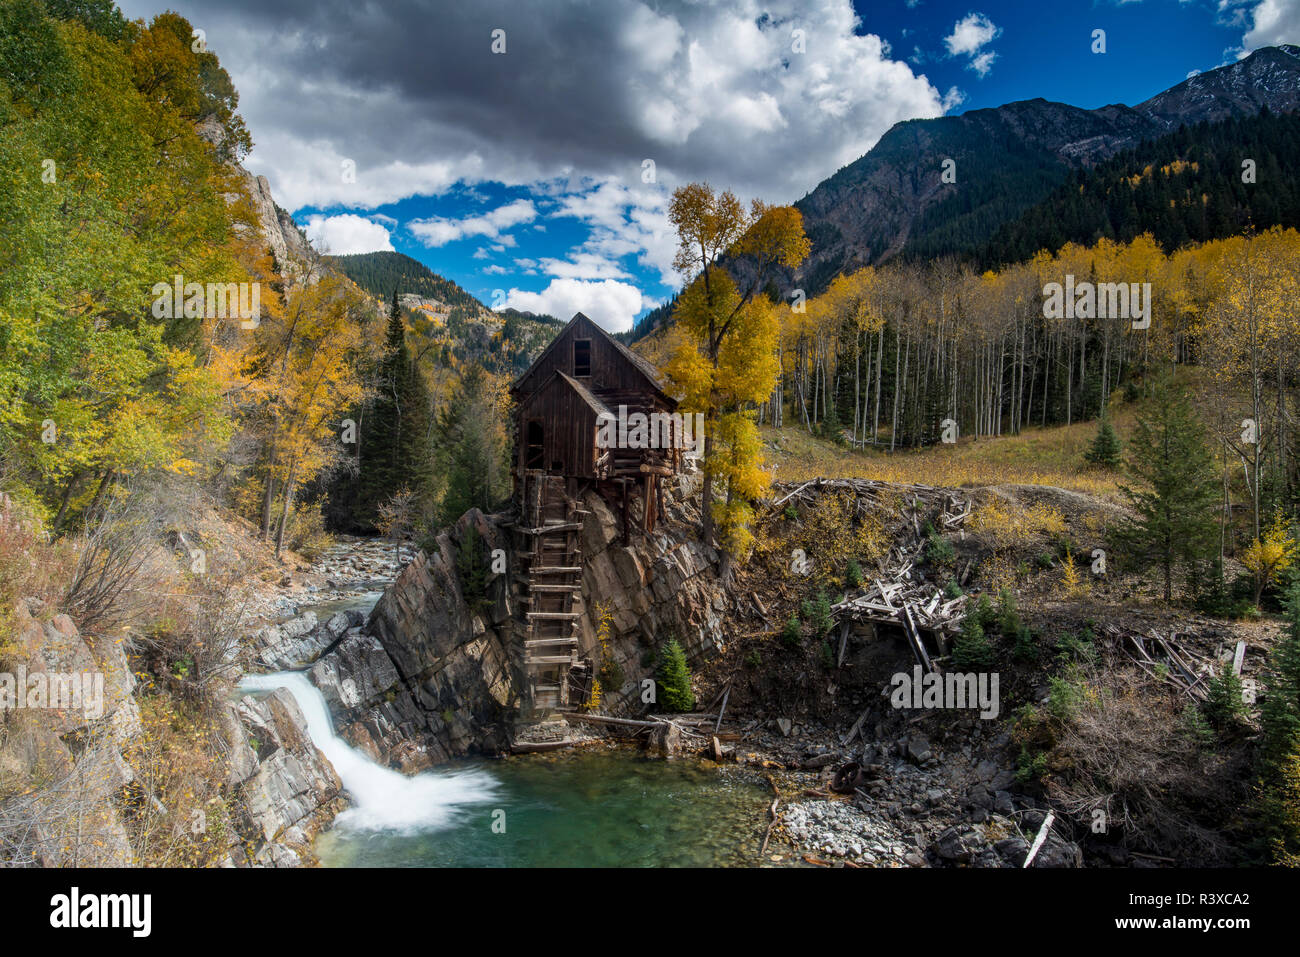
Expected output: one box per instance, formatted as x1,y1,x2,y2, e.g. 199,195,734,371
252,609,366,671
780,799,913,864
906,733,932,765
232,689,344,848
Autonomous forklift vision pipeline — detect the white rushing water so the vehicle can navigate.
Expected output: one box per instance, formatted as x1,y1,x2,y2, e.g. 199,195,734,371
239,671,501,834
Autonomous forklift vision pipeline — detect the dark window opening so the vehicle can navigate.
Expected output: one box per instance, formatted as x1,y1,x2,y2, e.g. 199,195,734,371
573,339,592,377
525,420,544,469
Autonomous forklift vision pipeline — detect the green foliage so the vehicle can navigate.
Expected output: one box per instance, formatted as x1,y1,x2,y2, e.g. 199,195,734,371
978,110,1300,267
819,640,835,670
1202,665,1247,731
1053,629,1096,665
437,364,508,524
800,590,833,637
845,559,862,589
781,615,801,648
951,614,994,671
924,524,956,566
1178,702,1215,749
455,524,491,613
1116,376,1220,601
655,639,695,712
1015,745,1049,786
943,579,964,599
347,290,434,531
598,657,625,693
1083,415,1123,468
328,251,486,313
1259,581,1300,774
1046,675,1086,721
1012,626,1038,662
744,649,762,668
1192,559,1259,619
782,505,798,521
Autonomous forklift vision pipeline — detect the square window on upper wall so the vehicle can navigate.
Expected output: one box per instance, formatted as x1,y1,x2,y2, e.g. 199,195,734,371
573,339,591,377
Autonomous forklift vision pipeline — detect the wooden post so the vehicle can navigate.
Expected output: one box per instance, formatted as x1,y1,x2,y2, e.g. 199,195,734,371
620,478,630,545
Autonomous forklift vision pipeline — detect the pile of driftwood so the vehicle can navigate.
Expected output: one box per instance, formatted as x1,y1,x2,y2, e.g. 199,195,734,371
831,581,969,672
561,711,737,759
1098,624,1246,701
766,479,976,672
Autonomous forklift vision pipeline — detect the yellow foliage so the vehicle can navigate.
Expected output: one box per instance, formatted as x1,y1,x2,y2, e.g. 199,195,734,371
1241,516,1297,599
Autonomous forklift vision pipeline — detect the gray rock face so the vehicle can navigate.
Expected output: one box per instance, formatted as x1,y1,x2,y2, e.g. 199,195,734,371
254,609,364,671
318,488,730,769
233,689,344,845
0,602,140,866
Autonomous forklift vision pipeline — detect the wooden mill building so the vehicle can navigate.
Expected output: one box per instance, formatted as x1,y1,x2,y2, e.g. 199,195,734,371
508,312,688,711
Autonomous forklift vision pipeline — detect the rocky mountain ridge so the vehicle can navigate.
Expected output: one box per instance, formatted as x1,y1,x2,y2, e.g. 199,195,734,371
787,44,1300,291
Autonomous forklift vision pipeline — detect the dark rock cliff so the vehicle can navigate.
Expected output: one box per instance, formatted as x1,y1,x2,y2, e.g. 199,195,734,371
308,477,729,770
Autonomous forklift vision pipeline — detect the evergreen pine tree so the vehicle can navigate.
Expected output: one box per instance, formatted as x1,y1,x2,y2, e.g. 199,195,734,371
656,639,695,712
1116,377,1219,601
1259,580,1300,774
355,289,434,531
1084,414,1122,468
437,363,506,524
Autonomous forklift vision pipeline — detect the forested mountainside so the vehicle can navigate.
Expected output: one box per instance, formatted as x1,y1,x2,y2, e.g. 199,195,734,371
974,109,1300,267
328,251,487,314
785,44,1300,295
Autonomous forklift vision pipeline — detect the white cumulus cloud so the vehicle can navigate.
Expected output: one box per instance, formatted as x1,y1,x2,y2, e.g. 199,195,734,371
303,213,394,254
944,12,1001,76
409,199,538,248
503,279,654,332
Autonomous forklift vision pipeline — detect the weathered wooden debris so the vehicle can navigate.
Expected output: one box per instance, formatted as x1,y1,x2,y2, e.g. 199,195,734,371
1097,624,1231,701
831,580,969,673
767,478,974,673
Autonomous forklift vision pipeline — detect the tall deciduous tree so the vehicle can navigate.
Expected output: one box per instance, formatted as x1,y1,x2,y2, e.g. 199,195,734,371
664,183,809,547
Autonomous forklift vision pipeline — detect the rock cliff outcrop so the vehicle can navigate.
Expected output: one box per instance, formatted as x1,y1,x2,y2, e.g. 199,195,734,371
306,478,730,769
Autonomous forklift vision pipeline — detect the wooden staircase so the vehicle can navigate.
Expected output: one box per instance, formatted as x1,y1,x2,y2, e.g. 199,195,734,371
518,471,586,713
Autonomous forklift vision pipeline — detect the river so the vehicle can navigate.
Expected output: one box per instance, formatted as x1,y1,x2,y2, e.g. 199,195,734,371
240,633,776,866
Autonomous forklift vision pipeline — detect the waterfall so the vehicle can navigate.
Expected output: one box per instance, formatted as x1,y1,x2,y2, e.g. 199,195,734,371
239,671,500,834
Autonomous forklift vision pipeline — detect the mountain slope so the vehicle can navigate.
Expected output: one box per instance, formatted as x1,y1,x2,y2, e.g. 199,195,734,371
327,250,489,313
789,44,1300,292
976,108,1300,266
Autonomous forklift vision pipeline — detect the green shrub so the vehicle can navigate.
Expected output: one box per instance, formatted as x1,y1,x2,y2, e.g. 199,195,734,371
1015,746,1049,785
996,588,1022,635
744,649,762,668
925,526,956,566
1054,630,1096,665
599,657,625,693
801,590,833,637
1046,675,1086,721
846,559,863,589
1178,702,1214,748
656,639,695,712
1012,626,1038,662
944,579,964,599
951,615,994,670
1083,416,1123,468
781,615,802,648
1202,665,1247,730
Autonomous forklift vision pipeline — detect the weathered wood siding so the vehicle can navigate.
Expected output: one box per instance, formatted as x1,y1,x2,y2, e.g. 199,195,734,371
516,374,600,479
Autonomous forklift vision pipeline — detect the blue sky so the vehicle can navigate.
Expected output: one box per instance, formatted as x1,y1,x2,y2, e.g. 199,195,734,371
119,0,1299,330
